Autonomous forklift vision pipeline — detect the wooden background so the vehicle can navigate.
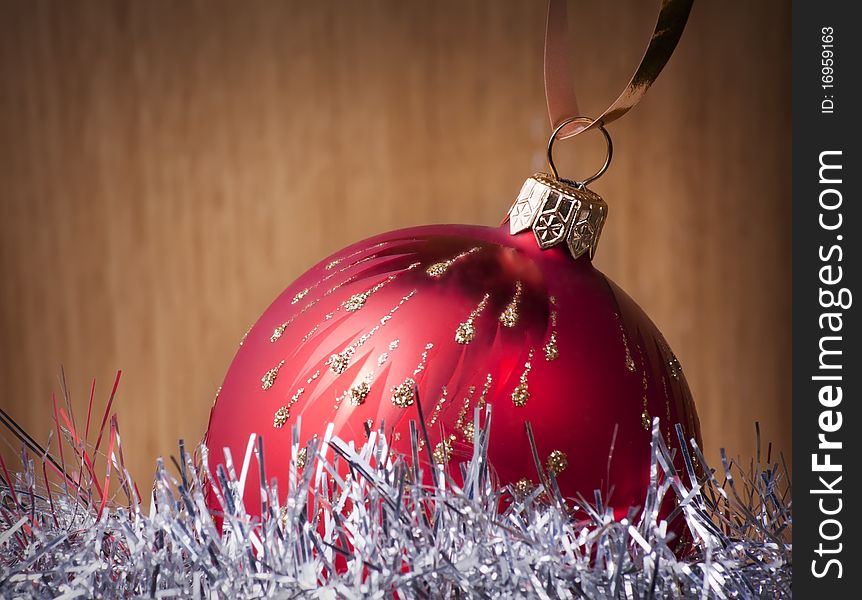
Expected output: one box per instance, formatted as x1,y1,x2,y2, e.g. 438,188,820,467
0,1,791,486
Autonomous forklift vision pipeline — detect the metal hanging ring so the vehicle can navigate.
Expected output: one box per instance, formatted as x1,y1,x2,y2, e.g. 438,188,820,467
546,116,613,186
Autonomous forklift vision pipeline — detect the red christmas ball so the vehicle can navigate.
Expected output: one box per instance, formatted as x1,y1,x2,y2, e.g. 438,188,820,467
206,174,701,526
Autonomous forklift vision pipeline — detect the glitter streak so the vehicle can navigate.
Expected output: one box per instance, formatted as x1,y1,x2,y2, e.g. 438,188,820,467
462,421,475,443
543,332,558,361
328,351,352,375
668,354,682,380
348,381,370,406
295,447,308,469
343,273,399,313
391,378,416,408
454,386,476,431
476,374,492,411
544,298,560,361
261,360,285,390
499,282,523,327
428,387,449,426
546,450,568,475
617,315,636,372
270,324,287,343
511,351,534,407
273,388,306,429
327,292,416,376
273,407,290,429
513,478,535,498
269,250,389,344
455,294,490,344
426,247,480,278
641,371,651,431
433,439,453,464
412,343,434,375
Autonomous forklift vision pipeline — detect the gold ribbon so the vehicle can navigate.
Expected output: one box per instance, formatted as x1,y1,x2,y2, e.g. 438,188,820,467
545,0,695,139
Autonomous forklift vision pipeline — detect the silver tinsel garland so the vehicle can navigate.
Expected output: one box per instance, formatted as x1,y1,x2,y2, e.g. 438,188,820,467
0,403,791,598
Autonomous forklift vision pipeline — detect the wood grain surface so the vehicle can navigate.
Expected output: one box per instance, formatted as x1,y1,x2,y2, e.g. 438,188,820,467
0,0,791,486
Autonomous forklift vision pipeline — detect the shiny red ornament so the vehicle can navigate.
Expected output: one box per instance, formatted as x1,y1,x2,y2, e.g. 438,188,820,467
206,212,701,524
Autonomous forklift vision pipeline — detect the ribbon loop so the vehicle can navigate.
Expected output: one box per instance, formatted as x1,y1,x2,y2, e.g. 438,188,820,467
545,0,695,140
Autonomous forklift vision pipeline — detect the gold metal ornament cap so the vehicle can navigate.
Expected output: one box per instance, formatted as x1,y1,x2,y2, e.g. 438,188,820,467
508,173,607,261
507,116,612,261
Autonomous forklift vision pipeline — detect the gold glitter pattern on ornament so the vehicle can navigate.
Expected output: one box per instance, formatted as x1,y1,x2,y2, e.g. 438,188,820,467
274,388,307,426
544,332,558,361
668,354,682,380
291,289,309,304
291,387,306,402
322,248,365,274
270,324,287,343
377,339,400,367
328,351,352,375
327,291,417,376
312,310,335,338
462,420,475,443
544,298,559,361
641,371,650,430
499,282,523,327
301,324,320,343
476,373,492,411
454,386,477,431
546,450,568,476
511,384,529,407
261,360,285,390
617,316,636,372
426,247,480,278
641,408,651,431
655,337,683,445
455,294,490,344
273,406,290,429
410,343,435,376
391,378,416,408
455,322,475,345
426,262,448,278
428,387,448,426
625,351,636,373
433,439,453,464
272,274,349,341
268,248,390,343
512,351,534,407
513,478,535,499
296,447,308,470
348,381,370,406
343,273,400,313
323,243,388,274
